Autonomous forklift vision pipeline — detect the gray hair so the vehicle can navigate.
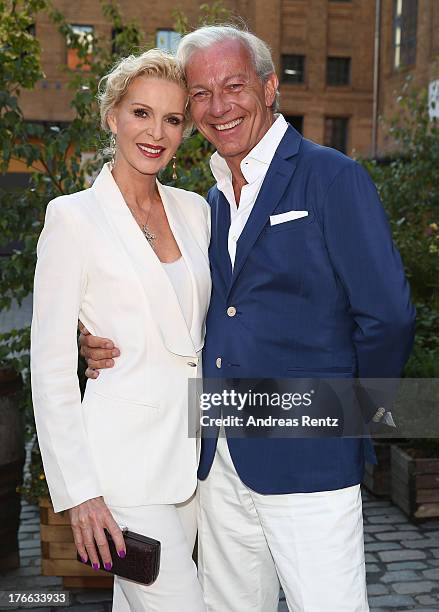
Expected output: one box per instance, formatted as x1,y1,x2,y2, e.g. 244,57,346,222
176,25,279,112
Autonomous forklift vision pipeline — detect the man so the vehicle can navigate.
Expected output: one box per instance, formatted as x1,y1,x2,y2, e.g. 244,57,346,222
81,26,415,611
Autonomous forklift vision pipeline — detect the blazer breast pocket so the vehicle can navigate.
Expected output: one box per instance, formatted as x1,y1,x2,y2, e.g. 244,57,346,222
266,209,314,233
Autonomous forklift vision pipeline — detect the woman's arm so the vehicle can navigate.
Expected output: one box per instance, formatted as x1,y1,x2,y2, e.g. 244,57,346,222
31,198,125,566
31,198,100,509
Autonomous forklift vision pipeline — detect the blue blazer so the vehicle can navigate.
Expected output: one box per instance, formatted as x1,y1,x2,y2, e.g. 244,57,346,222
199,125,415,494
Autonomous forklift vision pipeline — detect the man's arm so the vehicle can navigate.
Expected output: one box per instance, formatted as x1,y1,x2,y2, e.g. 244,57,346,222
322,162,416,422
79,322,120,379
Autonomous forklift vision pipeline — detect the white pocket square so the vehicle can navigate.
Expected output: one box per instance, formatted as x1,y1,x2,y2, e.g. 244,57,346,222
270,210,309,226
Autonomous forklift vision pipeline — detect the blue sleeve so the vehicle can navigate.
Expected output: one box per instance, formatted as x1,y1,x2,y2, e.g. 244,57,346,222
323,162,415,379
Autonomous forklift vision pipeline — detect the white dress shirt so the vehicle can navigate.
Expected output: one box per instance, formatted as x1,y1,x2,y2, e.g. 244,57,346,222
209,114,289,268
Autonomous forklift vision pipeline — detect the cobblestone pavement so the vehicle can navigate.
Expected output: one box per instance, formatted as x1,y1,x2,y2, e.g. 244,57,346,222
1,488,439,611
361,488,439,611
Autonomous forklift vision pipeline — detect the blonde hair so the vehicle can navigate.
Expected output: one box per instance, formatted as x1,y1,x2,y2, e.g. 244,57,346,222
98,48,192,137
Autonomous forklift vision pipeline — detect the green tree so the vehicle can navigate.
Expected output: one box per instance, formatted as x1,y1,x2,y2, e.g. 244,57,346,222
363,80,439,375
360,81,439,456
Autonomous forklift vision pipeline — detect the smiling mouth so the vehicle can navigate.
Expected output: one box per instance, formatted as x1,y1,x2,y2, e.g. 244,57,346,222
137,143,165,157
212,118,244,131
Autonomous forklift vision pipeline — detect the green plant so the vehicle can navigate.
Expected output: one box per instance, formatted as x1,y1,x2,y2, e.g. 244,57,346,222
363,79,439,456
18,438,49,503
404,347,439,377
363,79,439,374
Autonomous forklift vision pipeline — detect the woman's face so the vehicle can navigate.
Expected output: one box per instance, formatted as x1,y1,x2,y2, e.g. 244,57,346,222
107,76,186,177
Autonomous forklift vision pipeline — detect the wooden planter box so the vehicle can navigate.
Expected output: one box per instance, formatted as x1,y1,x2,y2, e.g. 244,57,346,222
391,445,439,520
39,497,113,589
363,441,392,498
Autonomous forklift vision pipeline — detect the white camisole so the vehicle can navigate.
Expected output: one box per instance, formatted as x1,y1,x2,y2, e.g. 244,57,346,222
162,257,193,329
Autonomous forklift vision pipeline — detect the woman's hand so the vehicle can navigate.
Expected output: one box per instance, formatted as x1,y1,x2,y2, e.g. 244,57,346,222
68,496,126,570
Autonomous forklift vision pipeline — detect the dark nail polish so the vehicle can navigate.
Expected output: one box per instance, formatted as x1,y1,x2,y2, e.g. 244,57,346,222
118,549,126,558
81,556,87,563
104,562,112,570
92,563,100,570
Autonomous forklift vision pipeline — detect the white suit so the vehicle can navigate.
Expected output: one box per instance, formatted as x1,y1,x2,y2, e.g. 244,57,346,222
31,163,211,611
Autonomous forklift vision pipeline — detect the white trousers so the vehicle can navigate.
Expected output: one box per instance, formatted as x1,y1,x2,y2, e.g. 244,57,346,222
109,496,206,612
198,436,369,612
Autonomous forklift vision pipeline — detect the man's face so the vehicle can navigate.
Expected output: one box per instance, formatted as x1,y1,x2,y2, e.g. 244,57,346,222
186,40,278,163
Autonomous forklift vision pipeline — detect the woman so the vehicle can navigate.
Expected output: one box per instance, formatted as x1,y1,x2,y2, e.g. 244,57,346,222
31,49,211,611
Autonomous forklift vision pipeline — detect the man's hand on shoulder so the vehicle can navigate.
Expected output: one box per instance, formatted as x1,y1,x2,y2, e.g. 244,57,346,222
78,322,120,379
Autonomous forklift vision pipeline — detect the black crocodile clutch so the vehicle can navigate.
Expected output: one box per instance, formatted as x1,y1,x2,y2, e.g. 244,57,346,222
77,527,160,585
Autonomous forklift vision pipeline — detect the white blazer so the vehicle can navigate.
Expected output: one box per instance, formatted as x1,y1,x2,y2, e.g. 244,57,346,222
31,163,211,513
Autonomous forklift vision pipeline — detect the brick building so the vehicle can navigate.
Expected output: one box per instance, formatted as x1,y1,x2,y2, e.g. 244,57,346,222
375,0,439,155
11,0,439,165
15,0,375,162
277,0,375,157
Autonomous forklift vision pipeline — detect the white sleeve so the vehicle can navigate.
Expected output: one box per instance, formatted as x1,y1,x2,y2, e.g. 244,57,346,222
31,199,102,512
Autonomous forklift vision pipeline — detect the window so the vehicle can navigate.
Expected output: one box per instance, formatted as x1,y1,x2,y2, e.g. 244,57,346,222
67,25,93,71
281,55,305,84
156,30,181,53
393,0,418,69
326,57,351,86
284,115,303,134
111,28,123,55
20,24,36,59
324,117,348,153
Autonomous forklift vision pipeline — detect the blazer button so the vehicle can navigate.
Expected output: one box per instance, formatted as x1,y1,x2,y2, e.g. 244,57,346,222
216,357,222,369
187,361,197,367
227,306,237,317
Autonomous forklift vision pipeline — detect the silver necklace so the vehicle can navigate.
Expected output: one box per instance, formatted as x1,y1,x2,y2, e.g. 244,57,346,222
127,201,156,248
141,223,156,246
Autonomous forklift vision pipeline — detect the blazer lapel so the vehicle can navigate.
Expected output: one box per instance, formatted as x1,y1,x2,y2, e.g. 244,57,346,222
157,182,211,353
91,164,196,357
228,127,302,298
211,188,232,291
